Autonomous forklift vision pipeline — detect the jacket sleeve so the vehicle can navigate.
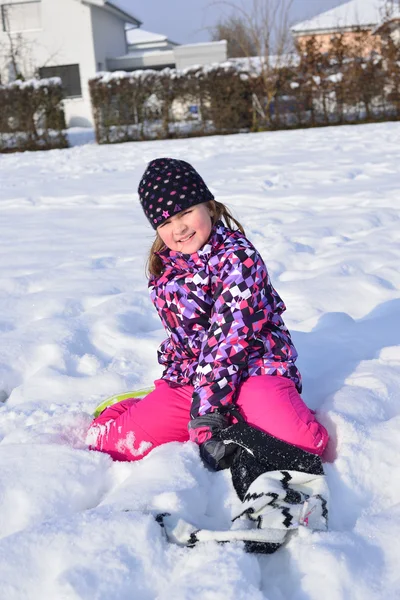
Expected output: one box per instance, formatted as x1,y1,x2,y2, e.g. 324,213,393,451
191,246,283,418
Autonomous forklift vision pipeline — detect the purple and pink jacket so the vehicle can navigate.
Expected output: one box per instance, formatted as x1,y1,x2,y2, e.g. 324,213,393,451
149,222,302,418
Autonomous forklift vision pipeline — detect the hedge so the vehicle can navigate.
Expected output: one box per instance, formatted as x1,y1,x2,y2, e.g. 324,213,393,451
89,28,400,144
89,63,253,144
0,77,68,153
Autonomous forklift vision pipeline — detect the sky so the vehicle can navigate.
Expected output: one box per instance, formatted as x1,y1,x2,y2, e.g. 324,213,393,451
118,0,348,44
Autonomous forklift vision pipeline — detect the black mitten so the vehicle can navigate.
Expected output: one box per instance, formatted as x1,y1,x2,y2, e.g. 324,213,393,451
188,413,239,471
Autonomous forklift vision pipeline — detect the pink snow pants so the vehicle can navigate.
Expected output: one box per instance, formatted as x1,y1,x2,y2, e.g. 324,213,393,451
87,376,329,462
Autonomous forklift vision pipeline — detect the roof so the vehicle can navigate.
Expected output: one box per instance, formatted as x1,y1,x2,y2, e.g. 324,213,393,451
374,12,400,33
291,0,383,35
84,0,142,26
126,28,168,45
126,27,179,50
106,1,141,25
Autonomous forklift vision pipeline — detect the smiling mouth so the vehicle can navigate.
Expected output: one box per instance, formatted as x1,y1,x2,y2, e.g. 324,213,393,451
178,232,195,243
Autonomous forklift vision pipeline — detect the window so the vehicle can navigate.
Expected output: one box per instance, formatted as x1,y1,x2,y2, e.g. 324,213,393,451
2,1,41,32
39,64,82,98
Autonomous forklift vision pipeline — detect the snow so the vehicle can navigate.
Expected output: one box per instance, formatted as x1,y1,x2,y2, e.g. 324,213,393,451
91,55,297,87
1,121,400,598
291,0,383,34
125,27,169,46
328,73,344,83
0,76,62,90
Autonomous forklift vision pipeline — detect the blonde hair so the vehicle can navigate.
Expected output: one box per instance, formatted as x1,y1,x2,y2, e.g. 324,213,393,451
146,200,245,278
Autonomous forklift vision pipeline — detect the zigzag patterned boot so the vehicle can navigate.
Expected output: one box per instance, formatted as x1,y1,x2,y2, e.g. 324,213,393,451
221,421,329,554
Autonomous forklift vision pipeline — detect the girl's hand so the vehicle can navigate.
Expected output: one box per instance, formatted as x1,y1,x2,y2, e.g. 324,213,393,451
188,413,238,470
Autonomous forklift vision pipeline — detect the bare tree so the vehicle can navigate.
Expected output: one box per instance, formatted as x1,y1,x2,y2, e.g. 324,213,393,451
379,0,400,42
380,0,400,20
211,15,258,57
378,0,400,117
0,5,61,85
211,0,294,59
210,0,294,127
0,5,25,80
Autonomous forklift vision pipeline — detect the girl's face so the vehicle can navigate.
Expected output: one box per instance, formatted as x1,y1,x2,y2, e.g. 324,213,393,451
157,203,213,253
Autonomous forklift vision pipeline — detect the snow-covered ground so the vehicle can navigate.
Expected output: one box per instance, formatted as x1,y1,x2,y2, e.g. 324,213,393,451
1,122,400,599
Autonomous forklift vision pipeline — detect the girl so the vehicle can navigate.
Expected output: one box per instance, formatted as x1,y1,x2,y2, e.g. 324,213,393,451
87,158,329,468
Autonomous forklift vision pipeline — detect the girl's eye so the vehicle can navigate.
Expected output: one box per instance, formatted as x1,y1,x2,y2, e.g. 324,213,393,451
183,210,192,216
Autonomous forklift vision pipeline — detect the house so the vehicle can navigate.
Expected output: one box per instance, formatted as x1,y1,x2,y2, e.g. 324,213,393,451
0,1,228,128
126,27,179,54
107,27,227,72
0,0,141,126
291,0,386,53
105,28,228,122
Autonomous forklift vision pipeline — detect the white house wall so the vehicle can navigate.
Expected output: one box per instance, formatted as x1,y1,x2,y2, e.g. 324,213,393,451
0,0,98,126
107,49,175,71
90,5,128,72
109,41,228,72
174,41,227,69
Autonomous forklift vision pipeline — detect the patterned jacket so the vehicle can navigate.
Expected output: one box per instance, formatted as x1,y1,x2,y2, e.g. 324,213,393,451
149,222,302,418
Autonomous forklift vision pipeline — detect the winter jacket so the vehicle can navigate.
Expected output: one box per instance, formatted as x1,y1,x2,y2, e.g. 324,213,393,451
149,221,302,418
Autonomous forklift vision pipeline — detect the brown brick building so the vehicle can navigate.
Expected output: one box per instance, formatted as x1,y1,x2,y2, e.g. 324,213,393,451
291,0,400,54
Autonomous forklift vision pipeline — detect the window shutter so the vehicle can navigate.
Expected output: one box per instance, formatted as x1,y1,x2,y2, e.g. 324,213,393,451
2,2,42,32
39,65,82,98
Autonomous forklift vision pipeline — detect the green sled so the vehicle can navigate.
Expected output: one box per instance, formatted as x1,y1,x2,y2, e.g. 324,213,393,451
93,386,155,418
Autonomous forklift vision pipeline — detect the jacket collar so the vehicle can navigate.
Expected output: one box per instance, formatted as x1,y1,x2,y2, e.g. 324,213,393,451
157,221,227,271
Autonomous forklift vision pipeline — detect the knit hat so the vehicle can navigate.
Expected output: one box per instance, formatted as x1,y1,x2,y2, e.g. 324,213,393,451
138,158,214,229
